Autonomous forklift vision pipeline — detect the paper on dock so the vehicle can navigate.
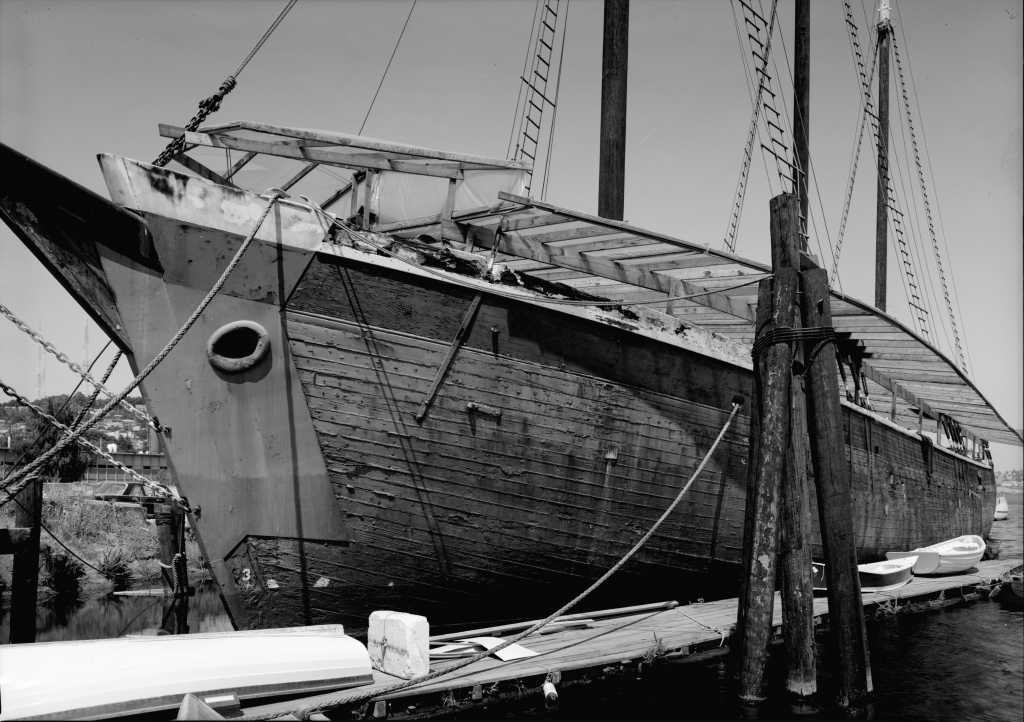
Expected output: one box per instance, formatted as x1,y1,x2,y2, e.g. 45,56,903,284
456,636,538,661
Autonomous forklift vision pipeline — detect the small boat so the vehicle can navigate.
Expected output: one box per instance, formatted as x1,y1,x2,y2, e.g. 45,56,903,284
811,556,917,593
857,557,918,592
994,496,1009,520
909,535,986,575
0,625,372,720
884,550,942,574
989,564,1023,605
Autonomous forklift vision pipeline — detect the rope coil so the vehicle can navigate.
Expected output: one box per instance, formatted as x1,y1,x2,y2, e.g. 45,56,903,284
750,325,835,362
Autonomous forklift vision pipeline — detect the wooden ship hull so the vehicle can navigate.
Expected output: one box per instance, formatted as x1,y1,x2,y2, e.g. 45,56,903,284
0,143,999,632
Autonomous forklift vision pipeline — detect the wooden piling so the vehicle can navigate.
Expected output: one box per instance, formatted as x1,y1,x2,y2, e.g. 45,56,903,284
800,267,873,707
772,191,816,699
736,196,803,701
9,475,42,644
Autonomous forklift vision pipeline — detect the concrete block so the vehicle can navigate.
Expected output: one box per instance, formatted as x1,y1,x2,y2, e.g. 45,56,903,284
367,611,429,680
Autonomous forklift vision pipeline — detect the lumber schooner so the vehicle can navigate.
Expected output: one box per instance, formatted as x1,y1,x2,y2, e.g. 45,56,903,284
2,125,1017,630
1,4,1020,632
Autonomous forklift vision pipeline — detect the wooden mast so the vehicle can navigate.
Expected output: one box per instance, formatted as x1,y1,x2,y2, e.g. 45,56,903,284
875,0,892,311
781,0,816,701
598,0,629,220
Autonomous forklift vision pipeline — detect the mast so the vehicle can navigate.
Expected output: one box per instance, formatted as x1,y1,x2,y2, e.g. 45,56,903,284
598,0,629,220
793,0,809,251
875,0,891,311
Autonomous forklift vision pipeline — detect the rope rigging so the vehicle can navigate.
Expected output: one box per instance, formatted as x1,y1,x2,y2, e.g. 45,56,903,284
358,0,417,136
890,30,966,373
722,0,781,253
153,0,299,167
832,0,879,287
245,401,743,721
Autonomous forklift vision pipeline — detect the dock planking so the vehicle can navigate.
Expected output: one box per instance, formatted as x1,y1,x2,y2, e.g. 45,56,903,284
240,557,1021,719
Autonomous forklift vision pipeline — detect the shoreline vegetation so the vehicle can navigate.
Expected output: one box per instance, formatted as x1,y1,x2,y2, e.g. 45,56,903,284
0,484,206,607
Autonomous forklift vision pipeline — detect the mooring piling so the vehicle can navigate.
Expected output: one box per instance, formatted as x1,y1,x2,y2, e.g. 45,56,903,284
9,475,42,644
800,265,873,706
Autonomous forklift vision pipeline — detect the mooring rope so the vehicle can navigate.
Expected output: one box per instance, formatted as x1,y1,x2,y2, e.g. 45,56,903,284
0,193,285,500
245,401,742,721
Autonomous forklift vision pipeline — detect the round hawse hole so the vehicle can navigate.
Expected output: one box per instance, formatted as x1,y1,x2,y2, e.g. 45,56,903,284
207,321,270,373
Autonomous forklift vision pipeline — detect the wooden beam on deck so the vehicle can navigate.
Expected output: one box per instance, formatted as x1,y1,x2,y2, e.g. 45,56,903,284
466,224,757,322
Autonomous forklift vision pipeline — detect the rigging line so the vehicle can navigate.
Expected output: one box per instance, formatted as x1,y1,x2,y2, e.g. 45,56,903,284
507,0,545,159
358,0,418,135
232,0,299,79
0,340,113,484
723,0,780,253
833,0,879,287
890,15,966,372
885,71,944,344
888,70,951,353
540,0,570,201
893,8,974,376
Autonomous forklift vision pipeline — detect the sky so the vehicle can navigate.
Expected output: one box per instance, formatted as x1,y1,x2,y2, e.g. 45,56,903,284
1,0,1021,467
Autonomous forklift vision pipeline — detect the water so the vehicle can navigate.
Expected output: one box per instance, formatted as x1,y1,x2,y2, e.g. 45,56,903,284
0,581,232,643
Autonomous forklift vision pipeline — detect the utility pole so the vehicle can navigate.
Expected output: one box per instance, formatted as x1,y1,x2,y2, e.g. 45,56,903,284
598,0,628,220
875,0,892,311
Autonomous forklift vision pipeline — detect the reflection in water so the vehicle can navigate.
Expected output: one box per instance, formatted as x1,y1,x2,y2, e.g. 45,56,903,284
0,582,232,644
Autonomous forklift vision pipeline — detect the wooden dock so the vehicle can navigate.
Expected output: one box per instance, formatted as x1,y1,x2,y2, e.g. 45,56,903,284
240,557,1021,719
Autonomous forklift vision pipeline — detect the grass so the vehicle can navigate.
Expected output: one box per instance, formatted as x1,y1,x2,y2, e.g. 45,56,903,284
1,484,206,606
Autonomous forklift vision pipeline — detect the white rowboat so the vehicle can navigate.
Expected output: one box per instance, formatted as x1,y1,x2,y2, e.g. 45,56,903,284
811,556,918,593
903,535,986,575
994,496,1008,521
857,557,917,592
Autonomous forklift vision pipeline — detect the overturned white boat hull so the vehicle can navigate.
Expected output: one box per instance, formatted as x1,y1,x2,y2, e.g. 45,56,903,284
0,625,372,720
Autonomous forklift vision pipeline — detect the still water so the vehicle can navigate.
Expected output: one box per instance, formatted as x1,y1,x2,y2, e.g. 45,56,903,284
0,494,1020,720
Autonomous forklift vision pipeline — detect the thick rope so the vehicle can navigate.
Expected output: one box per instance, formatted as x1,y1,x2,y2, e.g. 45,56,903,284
1,303,158,429
152,0,298,167
68,351,123,431
0,193,283,499
246,401,742,720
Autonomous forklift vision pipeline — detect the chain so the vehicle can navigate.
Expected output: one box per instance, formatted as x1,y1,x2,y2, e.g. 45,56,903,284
891,33,965,374
0,302,159,431
0,193,286,501
153,0,299,167
0,378,169,501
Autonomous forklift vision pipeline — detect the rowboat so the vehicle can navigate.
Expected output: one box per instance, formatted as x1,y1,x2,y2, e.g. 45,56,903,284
884,550,941,574
856,557,917,592
811,556,918,593
0,625,372,720
910,535,986,575
994,496,1009,521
